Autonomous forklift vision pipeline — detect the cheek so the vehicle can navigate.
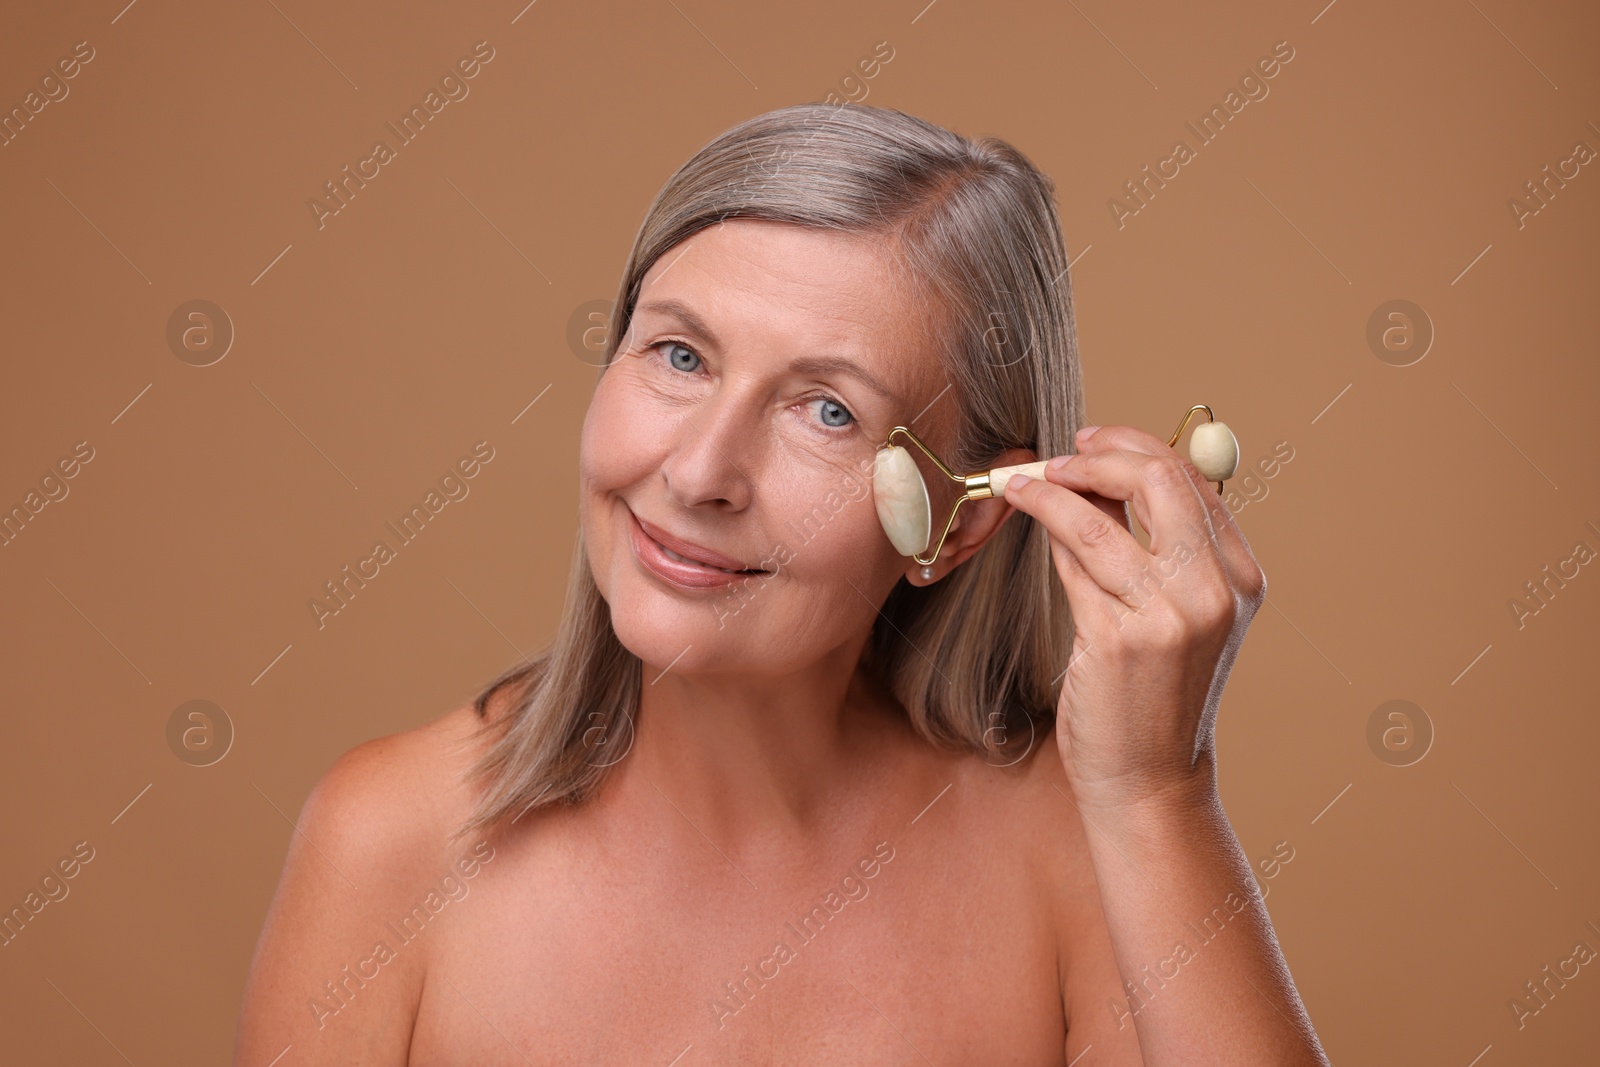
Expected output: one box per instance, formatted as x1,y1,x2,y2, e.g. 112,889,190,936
579,372,656,597
581,369,661,492
770,457,898,578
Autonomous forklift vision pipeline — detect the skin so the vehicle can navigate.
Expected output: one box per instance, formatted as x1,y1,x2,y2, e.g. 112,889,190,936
233,219,1330,1065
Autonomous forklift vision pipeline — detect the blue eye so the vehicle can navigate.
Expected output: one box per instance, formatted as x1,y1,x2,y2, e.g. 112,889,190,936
810,398,854,429
661,341,700,372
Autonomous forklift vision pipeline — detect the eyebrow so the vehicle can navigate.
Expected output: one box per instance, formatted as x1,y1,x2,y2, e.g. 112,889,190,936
635,298,898,404
637,298,723,348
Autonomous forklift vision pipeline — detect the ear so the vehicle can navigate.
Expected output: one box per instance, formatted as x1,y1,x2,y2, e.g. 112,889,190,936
906,447,1036,585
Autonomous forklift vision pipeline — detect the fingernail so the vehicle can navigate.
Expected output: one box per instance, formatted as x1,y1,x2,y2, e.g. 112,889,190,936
1046,454,1073,474
1078,425,1100,441
1006,473,1032,492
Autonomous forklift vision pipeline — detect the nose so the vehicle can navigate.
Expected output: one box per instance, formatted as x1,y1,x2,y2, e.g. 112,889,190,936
658,393,757,511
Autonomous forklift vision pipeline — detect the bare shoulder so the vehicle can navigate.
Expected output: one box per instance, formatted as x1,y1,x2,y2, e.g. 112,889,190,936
285,698,497,873
949,722,1146,1065
231,699,501,1066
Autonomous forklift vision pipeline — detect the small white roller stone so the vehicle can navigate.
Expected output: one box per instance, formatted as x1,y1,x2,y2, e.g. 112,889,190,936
1188,421,1239,482
873,445,932,556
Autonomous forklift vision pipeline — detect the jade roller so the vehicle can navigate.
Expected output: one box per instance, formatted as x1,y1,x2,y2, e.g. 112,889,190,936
873,404,1240,566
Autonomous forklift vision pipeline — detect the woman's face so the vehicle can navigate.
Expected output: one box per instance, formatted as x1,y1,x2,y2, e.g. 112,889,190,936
580,218,951,678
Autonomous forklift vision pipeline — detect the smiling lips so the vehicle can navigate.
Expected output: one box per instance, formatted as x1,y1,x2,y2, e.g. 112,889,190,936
630,510,768,589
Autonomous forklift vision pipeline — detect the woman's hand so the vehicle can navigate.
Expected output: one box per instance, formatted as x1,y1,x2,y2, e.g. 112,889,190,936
1001,423,1267,817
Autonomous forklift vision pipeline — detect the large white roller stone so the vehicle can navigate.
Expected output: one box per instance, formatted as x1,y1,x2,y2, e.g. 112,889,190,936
873,445,931,556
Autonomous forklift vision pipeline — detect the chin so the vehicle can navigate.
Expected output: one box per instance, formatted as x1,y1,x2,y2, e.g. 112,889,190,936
611,605,776,680
591,544,749,676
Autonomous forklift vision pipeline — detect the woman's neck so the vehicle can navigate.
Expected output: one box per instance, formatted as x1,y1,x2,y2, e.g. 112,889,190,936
607,638,909,846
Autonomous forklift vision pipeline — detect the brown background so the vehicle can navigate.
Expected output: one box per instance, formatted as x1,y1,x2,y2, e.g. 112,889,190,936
2,0,1597,1063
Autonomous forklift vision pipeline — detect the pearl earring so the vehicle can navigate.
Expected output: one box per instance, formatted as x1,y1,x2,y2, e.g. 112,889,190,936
920,566,934,581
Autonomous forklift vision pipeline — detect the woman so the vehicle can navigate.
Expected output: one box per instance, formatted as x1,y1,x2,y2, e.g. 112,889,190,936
234,103,1330,1065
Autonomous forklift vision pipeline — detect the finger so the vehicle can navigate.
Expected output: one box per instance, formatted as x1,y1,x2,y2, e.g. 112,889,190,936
1082,489,1132,534
1189,475,1267,603
1002,473,1157,608
1043,449,1219,574
1042,529,1124,633
1078,423,1232,538
1077,427,1205,523
1044,449,1235,625
1078,423,1220,522
1078,425,1260,600
1076,423,1174,460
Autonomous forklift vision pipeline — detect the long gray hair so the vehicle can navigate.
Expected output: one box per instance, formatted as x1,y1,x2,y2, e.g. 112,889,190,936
453,102,1084,843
